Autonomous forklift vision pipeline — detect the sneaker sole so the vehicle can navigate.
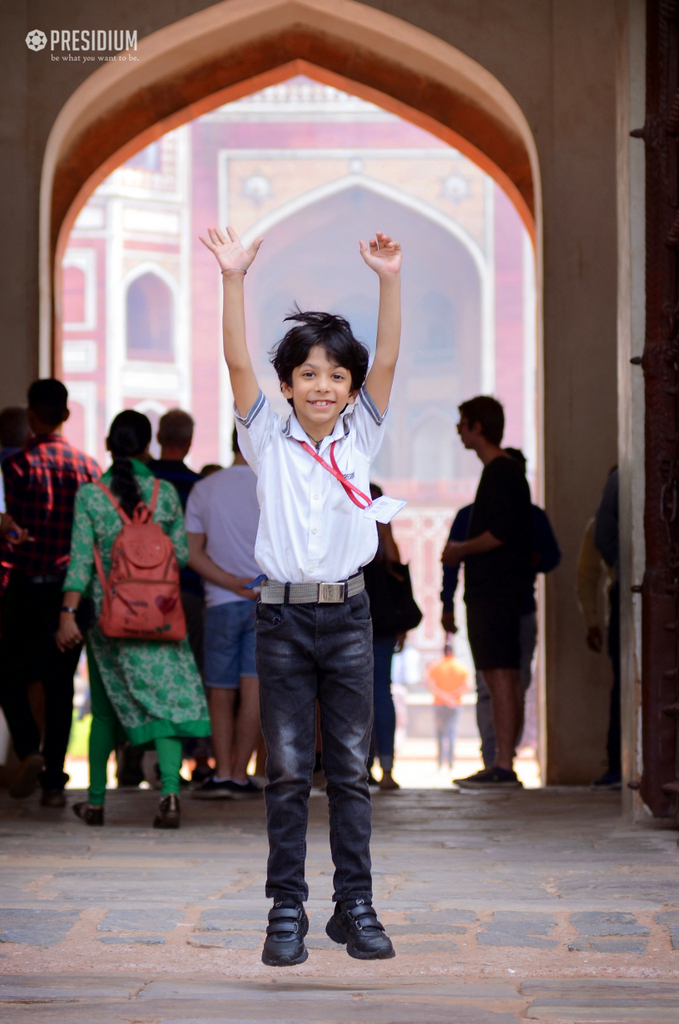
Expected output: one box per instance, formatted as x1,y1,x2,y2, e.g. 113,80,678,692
9,754,45,799
325,917,396,959
261,946,308,967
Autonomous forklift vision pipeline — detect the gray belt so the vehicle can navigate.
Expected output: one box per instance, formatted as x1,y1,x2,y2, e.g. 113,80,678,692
260,571,364,605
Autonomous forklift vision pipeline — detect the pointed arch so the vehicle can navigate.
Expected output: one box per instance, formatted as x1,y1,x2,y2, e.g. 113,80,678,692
40,0,541,372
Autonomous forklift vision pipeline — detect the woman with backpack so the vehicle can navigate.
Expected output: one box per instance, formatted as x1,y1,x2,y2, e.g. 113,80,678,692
55,411,210,828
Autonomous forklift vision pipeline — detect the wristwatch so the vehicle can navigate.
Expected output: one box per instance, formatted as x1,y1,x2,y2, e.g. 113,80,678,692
61,606,78,614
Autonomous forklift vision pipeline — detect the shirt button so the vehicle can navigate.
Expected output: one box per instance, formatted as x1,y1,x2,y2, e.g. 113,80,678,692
308,566,315,572
313,494,320,500
311,528,317,534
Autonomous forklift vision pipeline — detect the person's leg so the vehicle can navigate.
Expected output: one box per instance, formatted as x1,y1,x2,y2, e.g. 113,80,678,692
445,706,460,768
0,573,42,761
204,602,246,779
154,736,184,796
475,671,496,768
230,601,261,783
516,611,538,750
87,645,123,806
317,594,374,904
181,590,205,675
483,668,523,771
434,705,446,768
231,676,260,782
606,582,621,777
206,687,238,778
372,637,396,774
40,631,82,791
256,601,318,904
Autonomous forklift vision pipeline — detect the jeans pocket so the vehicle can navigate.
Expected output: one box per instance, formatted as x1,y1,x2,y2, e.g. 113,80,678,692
256,602,282,628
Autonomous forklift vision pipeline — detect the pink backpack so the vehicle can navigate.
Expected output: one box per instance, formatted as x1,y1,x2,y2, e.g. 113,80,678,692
93,480,186,641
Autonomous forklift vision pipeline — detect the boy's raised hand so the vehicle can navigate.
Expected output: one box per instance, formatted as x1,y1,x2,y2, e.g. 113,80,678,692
199,226,263,274
359,232,402,276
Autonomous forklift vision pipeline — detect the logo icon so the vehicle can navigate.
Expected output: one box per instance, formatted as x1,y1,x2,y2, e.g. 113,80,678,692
25,30,47,51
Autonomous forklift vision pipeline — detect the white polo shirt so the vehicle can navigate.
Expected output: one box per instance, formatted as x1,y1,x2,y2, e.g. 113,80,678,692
235,387,386,584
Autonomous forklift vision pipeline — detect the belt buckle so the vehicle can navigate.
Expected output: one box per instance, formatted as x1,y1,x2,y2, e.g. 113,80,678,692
318,582,344,603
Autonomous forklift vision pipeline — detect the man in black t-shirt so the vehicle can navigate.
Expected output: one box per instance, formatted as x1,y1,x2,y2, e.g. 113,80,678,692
441,396,532,789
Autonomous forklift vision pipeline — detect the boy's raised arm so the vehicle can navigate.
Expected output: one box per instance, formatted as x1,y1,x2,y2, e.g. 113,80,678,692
361,232,402,416
199,226,263,418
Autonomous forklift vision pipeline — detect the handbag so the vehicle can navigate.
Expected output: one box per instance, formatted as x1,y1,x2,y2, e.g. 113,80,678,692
363,558,423,638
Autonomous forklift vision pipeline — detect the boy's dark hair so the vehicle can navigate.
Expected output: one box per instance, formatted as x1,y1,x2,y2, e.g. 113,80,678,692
27,378,69,427
458,396,505,446
270,308,369,407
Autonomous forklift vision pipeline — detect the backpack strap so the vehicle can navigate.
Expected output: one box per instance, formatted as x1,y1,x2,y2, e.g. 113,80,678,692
92,544,107,590
147,478,161,518
95,481,132,525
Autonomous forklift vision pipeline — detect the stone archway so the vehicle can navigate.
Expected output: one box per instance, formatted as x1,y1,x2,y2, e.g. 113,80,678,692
40,0,540,374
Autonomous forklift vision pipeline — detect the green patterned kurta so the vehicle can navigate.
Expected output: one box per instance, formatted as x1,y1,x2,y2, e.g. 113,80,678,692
64,460,210,747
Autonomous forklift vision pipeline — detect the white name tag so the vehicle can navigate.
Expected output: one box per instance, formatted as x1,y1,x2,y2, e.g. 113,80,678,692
363,495,407,524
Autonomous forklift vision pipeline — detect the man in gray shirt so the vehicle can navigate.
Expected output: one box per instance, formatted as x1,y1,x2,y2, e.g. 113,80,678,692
186,429,261,799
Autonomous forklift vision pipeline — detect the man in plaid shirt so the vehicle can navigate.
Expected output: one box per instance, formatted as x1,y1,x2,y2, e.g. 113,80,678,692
0,380,100,805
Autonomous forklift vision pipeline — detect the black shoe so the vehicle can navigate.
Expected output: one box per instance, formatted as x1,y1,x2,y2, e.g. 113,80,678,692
189,765,214,790
326,899,395,960
191,777,233,800
454,766,523,790
592,771,622,790
40,788,67,808
224,778,263,800
73,802,104,826
261,901,308,967
9,753,45,799
153,793,180,828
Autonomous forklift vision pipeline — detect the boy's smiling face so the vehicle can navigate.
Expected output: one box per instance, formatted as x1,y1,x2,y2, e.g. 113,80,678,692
281,344,357,441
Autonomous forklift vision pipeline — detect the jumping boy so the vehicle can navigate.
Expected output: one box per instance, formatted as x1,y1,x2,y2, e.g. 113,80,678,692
200,225,401,966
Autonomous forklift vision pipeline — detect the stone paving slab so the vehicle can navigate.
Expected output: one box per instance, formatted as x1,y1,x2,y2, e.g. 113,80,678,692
656,910,679,950
568,911,650,953
98,908,185,932
477,911,558,949
0,909,81,946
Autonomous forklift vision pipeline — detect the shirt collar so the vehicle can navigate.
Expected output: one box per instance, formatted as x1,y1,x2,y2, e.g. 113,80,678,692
282,403,353,453
26,432,64,449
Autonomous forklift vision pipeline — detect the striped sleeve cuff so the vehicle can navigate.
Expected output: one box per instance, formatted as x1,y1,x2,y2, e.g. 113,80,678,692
234,390,266,427
359,387,388,425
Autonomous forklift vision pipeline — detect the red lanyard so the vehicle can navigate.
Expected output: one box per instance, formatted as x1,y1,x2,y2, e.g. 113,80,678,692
297,440,372,510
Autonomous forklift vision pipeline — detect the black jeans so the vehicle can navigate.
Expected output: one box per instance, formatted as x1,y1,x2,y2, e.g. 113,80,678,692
255,591,374,904
0,572,83,790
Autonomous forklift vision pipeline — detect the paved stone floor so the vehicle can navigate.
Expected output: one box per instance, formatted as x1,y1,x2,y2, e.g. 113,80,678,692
0,785,678,1022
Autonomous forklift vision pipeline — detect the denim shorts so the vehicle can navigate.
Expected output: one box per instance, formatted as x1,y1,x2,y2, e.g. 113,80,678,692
204,600,257,688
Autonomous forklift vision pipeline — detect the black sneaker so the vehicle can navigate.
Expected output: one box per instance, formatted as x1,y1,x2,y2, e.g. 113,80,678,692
454,766,523,790
189,765,214,790
223,778,263,800
261,901,308,966
326,899,395,960
191,777,234,800
592,771,622,790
